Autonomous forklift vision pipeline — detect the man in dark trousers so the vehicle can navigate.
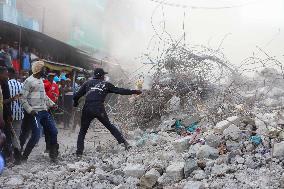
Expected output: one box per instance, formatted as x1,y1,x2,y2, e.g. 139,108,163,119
73,68,142,156
0,66,22,165
20,61,59,162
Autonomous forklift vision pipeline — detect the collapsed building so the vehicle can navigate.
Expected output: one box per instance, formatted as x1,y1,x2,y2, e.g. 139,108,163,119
1,42,284,189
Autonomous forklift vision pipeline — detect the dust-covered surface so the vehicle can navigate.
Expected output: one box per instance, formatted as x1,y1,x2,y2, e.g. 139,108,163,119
0,117,283,189
1,43,284,189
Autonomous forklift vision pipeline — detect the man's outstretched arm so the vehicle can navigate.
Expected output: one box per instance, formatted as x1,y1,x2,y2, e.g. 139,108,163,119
108,83,142,95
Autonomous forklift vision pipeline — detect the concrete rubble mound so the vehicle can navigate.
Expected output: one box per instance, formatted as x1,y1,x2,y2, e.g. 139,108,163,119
1,45,284,189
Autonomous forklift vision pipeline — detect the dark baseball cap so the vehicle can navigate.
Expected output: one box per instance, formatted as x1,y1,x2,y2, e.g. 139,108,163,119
94,68,108,78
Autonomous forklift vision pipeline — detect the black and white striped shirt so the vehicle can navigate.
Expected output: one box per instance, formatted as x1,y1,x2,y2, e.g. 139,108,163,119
8,79,24,120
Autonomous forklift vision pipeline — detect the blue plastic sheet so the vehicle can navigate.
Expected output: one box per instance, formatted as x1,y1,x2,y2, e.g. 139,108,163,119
250,135,262,145
186,122,198,133
175,120,182,129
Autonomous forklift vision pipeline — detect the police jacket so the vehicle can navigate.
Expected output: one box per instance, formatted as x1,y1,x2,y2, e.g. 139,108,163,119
73,78,137,106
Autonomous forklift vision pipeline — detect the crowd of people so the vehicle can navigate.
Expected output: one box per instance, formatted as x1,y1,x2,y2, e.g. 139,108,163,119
0,60,87,169
0,41,54,75
0,60,142,173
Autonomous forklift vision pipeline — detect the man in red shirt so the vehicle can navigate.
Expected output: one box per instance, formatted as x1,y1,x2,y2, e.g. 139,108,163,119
44,73,59,103
43,73,59,153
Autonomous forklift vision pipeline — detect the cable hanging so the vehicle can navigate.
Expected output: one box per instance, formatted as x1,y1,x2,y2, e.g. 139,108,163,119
149,0,258,10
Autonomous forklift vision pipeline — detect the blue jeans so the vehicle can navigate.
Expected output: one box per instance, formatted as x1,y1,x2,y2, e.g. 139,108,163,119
20,110,58,158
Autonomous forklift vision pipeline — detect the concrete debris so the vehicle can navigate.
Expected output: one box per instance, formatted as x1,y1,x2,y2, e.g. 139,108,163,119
183,181,205,189
172,136,192,153
273,141,284,158
192,170,206,181
167,95,181,113
165,162,185,182
1,52,284,189
214,116,240,134
184,159,199,178
280,173,284,188
6,176,24,186
211,164,230,177
196,145,219,160
223,124,241,141
123,164,145,178
205,134,222,148
234,155,245,164
139,168,160,188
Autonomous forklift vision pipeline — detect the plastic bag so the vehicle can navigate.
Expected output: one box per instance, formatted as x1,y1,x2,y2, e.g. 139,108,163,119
250,135,262,145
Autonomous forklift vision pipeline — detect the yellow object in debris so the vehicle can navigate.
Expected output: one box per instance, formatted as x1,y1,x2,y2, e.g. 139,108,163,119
136,79,144,90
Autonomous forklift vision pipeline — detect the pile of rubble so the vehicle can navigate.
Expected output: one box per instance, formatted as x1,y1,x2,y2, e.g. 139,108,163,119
114,44,236,129
105,44,284,188
1,116,283,189
1,44,284,188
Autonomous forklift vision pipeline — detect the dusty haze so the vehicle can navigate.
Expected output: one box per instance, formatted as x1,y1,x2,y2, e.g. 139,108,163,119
17,0,284,73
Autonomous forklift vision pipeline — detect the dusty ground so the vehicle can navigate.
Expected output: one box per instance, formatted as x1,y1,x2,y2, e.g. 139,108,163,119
0,122,283,189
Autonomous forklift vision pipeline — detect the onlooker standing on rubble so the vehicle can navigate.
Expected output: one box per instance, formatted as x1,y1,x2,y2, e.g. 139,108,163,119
0,66,22,165
9,42,20,73
44,73,59,103
8,68,23,137
0,84,6,173
7,68,23,164
20,61,59,162
0,45,12,68
22,47,31,71
73,68,142,156
63,78,73,129
43,73,59,153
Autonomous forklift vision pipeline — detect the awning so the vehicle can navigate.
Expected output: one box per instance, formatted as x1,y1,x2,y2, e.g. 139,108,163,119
0,20,99,70
44,60,82,72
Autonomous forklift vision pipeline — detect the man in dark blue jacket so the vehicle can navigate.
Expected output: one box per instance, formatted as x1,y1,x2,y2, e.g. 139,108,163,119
73,68,142,156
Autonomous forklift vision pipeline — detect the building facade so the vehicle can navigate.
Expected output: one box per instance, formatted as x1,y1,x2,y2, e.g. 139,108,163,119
0,0,39,31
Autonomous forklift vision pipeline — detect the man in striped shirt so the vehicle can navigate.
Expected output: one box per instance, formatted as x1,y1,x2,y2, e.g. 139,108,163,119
8,68,23,138
7,68,23,165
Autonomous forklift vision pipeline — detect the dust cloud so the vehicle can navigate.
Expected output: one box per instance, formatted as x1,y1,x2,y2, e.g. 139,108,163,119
17,0,284,75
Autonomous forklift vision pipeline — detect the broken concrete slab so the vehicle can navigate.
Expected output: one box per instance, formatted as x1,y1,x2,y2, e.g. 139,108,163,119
139,168,161,188
214,116,240,133
172,136,192,153
205,134,222,148
273,141,284,158
184,159,199,178
166,162,185,182
123,164,145,178
196,145,219,160
223,124,241,141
